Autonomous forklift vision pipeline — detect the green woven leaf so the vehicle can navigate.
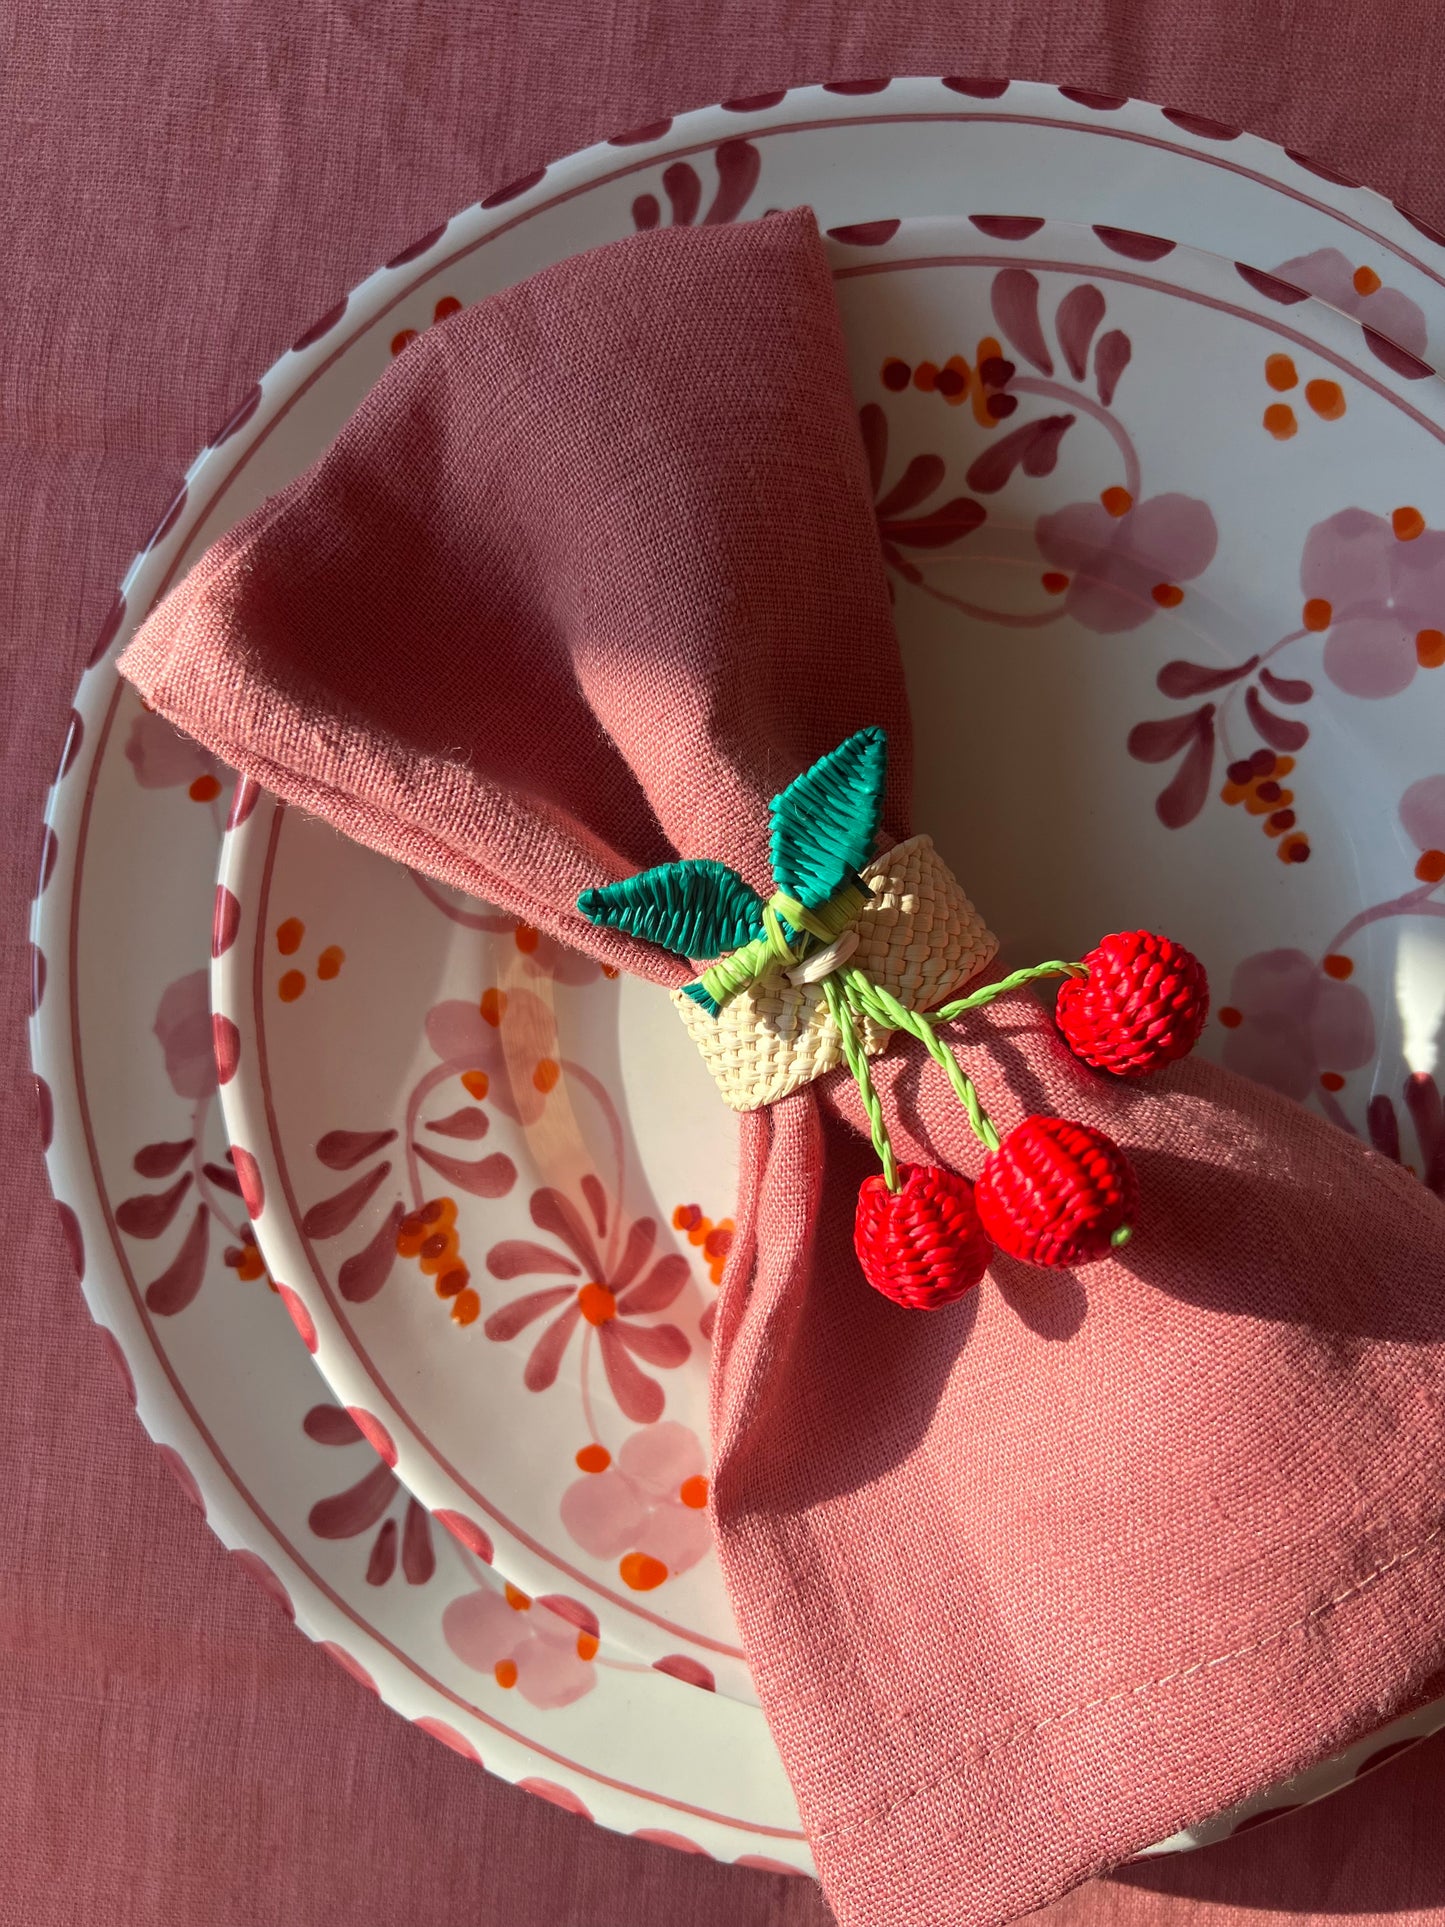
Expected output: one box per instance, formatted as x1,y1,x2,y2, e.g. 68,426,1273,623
578,859,765,961
769,727,887,907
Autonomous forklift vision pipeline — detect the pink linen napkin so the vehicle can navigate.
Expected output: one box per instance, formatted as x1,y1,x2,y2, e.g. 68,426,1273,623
117,207,1445,1927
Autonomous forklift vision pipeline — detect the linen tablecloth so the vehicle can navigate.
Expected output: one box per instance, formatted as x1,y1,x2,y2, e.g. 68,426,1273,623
5,5,1445,1922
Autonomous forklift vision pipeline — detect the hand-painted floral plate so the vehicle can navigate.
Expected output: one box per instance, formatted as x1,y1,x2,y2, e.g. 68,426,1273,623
30,756,808,1863
215,794,753,1692
32,81,1445,1859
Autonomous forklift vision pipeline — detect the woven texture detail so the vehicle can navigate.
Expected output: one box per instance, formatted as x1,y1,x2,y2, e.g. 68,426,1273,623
671,834,997,1111
975,1116,1139,1268
1056,929,1210,1077
854,1165,992,1309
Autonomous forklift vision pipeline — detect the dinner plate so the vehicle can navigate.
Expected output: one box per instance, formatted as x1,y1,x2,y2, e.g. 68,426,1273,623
215,785,753,1694
36,772,811,1864
31,80,1445,1861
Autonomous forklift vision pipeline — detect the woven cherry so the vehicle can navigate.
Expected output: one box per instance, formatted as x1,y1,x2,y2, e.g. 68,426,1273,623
854,1164,993,1309
975,1116,1138,1268
1056,929,1209,1078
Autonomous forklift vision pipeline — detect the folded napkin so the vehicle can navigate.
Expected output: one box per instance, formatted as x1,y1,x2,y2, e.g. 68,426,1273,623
119,208,1445,1927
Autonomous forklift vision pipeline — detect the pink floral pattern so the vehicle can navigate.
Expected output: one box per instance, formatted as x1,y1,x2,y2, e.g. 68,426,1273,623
858,402,986,588
124,705,218,791
405,872,614,985
1301,508,1445,698
425,987,561,1129
629,139,760,232
1270,248,1429,361
1368,1072,1445,1198
154,969,218,1101
443,1584,598,1708
1035,493,1218,633
561,1422,711,1587
1401,774,1445,860
865,272,1225,638
485,1187,690,1423
512,923,616,986
1217,950,1376,1101
303,1402,436,1587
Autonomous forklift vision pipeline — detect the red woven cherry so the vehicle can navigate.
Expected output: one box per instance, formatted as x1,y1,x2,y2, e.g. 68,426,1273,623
975,1116,1138,1268
854,1164,993,1310
1056,929,1209,1077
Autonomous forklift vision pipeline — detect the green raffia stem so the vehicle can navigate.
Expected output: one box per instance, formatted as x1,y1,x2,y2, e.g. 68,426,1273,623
933,959,1087,1023
841,968,1002,1154
818,958,1092,1187
822,973,899,1191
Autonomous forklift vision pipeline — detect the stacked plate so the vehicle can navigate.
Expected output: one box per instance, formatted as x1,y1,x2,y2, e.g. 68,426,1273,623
31,79,1445,1870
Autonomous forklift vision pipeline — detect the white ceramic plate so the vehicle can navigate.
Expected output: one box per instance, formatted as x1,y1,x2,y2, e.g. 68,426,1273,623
31,81,1445,1862
215,786,753,1695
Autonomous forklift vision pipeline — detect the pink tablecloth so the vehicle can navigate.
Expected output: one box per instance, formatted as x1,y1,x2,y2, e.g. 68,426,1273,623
5,6,1445,1923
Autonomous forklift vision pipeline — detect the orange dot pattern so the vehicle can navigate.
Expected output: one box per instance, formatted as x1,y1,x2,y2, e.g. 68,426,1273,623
1393,505,1426,541
479,987,506,1027
619,1551,667,1592
1417,630,1445,668
1220,751,1310,863
1265,354,1298,391
878,337,1013,424
575,1443,611,1473
672,1204,735,1286
1305,379,1346,420
1417,849,1445,884
577,1281,617,1326
679,1475,709,1510
461,1070,490,1100
224,1230,270,1283
1322,954,1354,980
274,922,344,999
1303,598,1332,632
1263,403,1298,440
1041,571,1069,595
1352,265,1382,295
1100,487,1132,517
1151,584,1184,608
1320,1072,1346,1092
396,1196,478,1327
189,773,222,803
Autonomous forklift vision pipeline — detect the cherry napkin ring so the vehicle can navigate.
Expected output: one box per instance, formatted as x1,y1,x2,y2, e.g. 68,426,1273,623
579,729,1209,1308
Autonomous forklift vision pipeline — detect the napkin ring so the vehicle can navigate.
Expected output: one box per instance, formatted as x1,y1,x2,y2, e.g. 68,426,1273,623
580,729,1210,1310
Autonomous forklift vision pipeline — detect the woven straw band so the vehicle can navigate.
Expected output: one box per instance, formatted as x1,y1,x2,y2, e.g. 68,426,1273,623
670,834,997,1112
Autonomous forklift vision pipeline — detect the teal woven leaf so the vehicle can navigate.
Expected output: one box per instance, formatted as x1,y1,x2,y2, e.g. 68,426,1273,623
769,727,887,907
578,860,765,961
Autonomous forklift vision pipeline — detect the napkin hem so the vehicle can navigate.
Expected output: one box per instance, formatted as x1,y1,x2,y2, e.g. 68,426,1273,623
813,1506,1445,1850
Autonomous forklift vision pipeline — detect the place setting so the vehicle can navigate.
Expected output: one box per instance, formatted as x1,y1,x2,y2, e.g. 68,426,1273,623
31,75,1445,1906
